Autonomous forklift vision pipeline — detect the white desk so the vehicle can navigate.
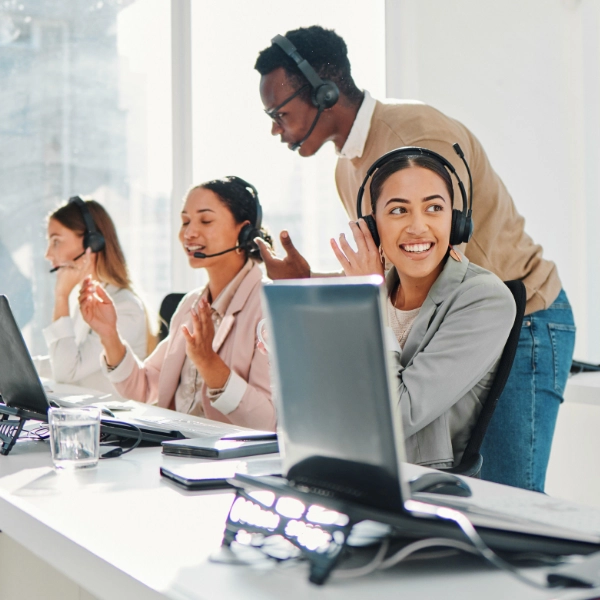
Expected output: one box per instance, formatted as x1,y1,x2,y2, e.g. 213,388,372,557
546,372,600,508
0,412,598,600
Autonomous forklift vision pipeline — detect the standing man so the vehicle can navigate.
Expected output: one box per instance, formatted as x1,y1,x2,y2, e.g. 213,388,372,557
254,25,575,493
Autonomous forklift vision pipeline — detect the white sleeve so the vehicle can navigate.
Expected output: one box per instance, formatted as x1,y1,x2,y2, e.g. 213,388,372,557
207,371,248,415
43,315,105,384
43,290,147,385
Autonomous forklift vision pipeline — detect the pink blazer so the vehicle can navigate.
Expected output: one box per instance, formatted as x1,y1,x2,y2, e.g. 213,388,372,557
112,264,276,431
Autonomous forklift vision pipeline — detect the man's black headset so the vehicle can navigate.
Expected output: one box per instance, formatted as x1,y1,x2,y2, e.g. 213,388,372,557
50,197,106,273
194,177,265,259
356,144,474,248
271,34,340,151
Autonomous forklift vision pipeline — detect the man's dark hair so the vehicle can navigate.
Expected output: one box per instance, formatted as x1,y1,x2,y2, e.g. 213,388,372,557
255,26,363,105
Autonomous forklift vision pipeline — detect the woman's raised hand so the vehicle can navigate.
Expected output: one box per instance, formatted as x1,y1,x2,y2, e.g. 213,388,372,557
78,276,118,340
182,298,230,389
55,248,92,299
331,219,384,277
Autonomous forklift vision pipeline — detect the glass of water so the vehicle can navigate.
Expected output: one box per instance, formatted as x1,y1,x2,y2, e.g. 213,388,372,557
48,407,101,469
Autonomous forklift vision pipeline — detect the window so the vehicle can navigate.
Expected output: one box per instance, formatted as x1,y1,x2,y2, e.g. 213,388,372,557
190,0,385,274
0,0,171,354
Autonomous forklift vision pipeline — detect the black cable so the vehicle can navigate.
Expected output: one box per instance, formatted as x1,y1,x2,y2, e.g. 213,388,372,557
99,420,143,459
405,500,565,591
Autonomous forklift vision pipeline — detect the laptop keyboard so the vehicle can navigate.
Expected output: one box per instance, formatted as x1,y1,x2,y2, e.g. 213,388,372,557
134,415,243,438
415,492,600,536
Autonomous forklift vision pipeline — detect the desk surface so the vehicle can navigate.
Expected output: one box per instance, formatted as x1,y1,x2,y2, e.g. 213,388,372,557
0,403,597,600
565,372,600,406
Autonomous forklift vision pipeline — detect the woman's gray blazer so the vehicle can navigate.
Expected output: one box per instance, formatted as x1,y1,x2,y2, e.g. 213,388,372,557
387,253,516,468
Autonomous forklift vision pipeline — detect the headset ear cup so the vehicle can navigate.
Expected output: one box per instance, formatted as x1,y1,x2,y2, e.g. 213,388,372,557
313,81,339,109
238,224,257,250
450,209,464,247
362,215,380,248
85,232,106,253
465,216,473,243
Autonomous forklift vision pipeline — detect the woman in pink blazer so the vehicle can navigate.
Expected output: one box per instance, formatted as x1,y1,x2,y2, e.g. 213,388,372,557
78,176,276,431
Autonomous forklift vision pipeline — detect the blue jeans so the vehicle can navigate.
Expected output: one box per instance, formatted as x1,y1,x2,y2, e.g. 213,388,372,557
480,289,575,492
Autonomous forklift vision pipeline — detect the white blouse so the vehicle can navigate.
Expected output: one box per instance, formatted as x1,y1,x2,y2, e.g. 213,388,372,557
387,297,421,349
43,284,147,393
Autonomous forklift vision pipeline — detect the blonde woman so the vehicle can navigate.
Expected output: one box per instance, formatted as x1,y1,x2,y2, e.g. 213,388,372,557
44,197,155,393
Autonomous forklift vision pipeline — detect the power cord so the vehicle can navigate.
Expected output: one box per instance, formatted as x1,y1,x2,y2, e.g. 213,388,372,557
335,501,566,591
99,420,143,459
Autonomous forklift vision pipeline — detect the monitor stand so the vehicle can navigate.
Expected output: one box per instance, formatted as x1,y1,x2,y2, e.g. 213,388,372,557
0,404,46,455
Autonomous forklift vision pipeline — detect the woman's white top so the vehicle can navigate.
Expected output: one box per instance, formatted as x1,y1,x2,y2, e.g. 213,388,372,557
387,297,421,349
43,284,147,393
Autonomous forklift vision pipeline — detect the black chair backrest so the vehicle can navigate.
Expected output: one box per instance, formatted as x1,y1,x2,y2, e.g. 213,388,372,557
460,279,527,461
158,293,185,343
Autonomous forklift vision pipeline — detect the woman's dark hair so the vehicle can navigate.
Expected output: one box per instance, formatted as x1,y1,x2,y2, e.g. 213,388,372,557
194,176,273,262
370,155,455,213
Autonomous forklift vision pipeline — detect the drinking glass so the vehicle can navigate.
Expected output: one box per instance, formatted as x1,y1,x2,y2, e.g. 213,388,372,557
48,407,101,469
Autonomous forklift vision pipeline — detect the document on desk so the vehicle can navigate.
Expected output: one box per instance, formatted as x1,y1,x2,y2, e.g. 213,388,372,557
414,491,600,540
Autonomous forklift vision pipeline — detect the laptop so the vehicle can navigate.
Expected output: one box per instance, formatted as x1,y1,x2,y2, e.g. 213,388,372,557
0,295,267,445
233,277,600,556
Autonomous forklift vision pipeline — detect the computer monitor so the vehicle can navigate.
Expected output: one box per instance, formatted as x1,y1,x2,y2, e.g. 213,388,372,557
262,275,410,511
0,295,51,417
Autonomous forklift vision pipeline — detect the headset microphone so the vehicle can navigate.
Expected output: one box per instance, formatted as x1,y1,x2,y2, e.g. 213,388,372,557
193,246,239,259
289,106,325,151
193,176,265,259
49,249,87,273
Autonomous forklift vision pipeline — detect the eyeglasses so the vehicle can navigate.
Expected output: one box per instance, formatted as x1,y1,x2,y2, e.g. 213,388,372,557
264,84,309,125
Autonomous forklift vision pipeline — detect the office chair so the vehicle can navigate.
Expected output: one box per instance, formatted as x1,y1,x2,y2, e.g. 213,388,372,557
158,293,185,342
443,279,527,478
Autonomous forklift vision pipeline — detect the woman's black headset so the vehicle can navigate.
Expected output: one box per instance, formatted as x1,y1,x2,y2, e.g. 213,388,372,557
356,144,474,248
69,196,106,253
231,176,264,250
193,177,266,259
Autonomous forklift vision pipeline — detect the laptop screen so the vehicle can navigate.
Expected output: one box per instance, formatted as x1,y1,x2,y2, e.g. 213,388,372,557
262,276,409,511
0,295,50,416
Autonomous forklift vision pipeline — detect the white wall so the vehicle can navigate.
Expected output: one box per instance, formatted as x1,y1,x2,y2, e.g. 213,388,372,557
385,0,600,361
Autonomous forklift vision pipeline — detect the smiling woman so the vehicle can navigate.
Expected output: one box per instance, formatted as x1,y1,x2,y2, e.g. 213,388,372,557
77,177,276,431
331,149,516,469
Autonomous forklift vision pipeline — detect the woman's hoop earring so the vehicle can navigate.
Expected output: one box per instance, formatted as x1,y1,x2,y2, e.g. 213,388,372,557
449,245,462,262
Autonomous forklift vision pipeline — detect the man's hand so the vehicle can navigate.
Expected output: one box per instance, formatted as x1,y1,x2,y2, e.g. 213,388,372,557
330,219,384,277
255,230,311,280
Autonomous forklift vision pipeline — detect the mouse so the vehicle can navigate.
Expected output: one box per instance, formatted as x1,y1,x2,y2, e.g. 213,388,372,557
409,472,472,497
